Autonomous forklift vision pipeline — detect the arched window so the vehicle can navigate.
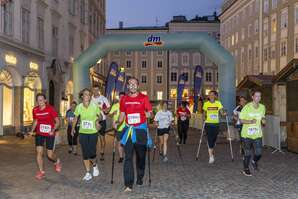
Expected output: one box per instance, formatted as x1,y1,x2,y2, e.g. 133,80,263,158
0,69,13,126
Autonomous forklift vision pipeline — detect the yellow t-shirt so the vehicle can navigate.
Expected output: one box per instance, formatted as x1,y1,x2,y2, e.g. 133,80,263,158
203,100,223,124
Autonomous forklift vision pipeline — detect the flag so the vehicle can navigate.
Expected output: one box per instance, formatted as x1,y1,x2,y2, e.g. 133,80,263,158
105,62,118,100
115,67,125,95
193,65,204,113
177,73,187,106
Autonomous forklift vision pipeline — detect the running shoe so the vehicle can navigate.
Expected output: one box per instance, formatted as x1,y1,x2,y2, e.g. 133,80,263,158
251,160,258,171
242,169,252,177
93,164,99,177
35,171,45,180
82,172,92,181
124,187,132,192
136,179,143,186
118,157,124,163
163,155,168,162
100,153,104,161
208,156,215,164
54,161,62,173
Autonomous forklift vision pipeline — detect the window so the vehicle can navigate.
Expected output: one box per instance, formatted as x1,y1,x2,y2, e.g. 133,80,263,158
69,34,74,57
264,18,268,37
126,60,131,68
272,0,277,9
271,45,276,58
157,61,162,68
80,0,86,24
295,5,298,25
141,60,147,68
281,9,288,29
52,26,59,57
1,2,13,35
254,19,259,34
157,91,163,100
184,73,189,82
69,0,77,16
37,17,44,49
141,75,147,83
255,45,259,58
281,41,287,56
264,48,268,61
264,0,269,13
205,72,212,82
216,72,219,82
156,75,162,84
170,72,177,82
171,53,178,65
193,53,201,65
271,14,277,33
295,37,298,53
182,54,189,66
21,7,30,44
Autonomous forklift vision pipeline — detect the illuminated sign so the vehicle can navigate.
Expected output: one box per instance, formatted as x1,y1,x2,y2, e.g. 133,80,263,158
144,35,164,47
5,54,17,65
29,62,39,71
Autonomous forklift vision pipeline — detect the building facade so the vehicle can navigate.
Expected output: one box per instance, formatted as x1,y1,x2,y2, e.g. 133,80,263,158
0,0,106,135
220,0,298,121
106,14,220,103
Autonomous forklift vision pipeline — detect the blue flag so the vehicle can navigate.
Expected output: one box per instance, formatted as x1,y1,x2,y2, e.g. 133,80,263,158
115,67,125,95
193,65,204,113
177,73,187,106
105,62,118,100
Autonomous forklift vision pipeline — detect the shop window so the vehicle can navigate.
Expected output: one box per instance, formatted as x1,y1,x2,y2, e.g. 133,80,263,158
23,87,34,123
3,85,13,125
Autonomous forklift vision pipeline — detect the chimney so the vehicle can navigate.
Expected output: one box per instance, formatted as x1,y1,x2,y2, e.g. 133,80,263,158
119,21,123,29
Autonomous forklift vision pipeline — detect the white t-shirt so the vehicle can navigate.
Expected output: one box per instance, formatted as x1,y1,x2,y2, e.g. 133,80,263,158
154,110,174,129
91,95,110,120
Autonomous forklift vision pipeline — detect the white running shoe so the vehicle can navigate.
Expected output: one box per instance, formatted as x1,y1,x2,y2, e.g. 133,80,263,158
83,172,92,181
208,156,215,164
93,165,99,177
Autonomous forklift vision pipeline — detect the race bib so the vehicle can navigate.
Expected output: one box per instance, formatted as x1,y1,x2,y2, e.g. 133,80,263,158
127,113,141,125
69,117,74,122
209,114,218,120
181,116,187,121
82,120,93,130
248,126,259,135
40,124,51,133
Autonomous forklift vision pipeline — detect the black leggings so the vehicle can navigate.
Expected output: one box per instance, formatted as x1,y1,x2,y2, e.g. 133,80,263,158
79,133,98,160
205,124,219,149
67,126,78,146
178,120,189,144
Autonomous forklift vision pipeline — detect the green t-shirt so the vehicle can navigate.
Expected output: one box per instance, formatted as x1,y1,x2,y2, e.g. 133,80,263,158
110,102,125,132
74,102,101,134
239,102,266,139
203,100,223,124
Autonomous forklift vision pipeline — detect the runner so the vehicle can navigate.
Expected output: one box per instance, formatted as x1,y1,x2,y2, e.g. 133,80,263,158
115,77,153,192
66,101,79,155
176,101,191,144
154,101,174,162
28,93,62,180
110,92,126,163
91,85,110,161
239,90,266,176
233,96,247,154
71,88,102,181
202,90,226,164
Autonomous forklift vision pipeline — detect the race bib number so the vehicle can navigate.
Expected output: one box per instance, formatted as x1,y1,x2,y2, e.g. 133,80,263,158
181,116,187,121
248,126,259,135
209,114,218,120
40,124,51,133
69,117,74,122
82,120,93,130
127,113,141,125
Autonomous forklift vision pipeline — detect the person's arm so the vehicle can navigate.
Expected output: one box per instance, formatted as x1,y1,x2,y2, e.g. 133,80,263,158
49,117,60,136
71,116,78,136
239,106,256,124
144,95,153,119
29,119,37,136
153,112,159,127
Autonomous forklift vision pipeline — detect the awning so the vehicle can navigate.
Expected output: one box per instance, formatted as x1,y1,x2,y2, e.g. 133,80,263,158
237,75,274,90
273,59,298,83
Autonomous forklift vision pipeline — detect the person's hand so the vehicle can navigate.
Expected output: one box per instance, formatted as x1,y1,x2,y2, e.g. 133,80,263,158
28,131,35,137
251,119,257,124
71,129,75,137
49,131,55,136
261,118,266,126
113,121,119,130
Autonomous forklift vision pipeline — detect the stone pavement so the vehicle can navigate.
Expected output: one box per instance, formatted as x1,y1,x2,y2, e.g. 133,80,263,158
0,128,298,199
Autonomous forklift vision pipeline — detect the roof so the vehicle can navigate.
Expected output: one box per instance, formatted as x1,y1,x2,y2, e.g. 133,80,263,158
237,75,274,89
273,59,298,83
107,26,168,31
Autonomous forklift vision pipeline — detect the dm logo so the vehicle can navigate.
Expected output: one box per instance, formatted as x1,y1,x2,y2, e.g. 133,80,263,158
144,35,164,47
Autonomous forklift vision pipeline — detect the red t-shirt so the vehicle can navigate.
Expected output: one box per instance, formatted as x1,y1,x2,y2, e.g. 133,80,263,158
176,107,191,121
120,93,152,126
33,105,58,137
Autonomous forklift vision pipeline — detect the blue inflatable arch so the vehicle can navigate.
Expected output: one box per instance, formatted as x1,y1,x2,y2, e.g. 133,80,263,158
73,32,236,113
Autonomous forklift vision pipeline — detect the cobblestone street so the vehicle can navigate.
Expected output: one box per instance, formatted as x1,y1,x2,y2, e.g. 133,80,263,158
1,128,298,199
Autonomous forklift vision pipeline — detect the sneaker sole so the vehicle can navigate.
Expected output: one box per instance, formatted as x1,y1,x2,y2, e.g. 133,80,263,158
242,171,252,177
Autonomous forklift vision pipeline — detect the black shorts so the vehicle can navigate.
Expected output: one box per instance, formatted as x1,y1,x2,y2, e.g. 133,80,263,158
79,133,98,160
98,120,107,136
35,135,55,150
205,124,219,149
157,128,170,136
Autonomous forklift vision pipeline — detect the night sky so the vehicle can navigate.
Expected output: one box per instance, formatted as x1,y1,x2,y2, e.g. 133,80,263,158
106,0,223,28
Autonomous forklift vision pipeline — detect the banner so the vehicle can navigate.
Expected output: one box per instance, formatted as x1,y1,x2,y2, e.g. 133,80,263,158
115,67,125,95
193,65,204,113
177,73,186,106
105,62,118,100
